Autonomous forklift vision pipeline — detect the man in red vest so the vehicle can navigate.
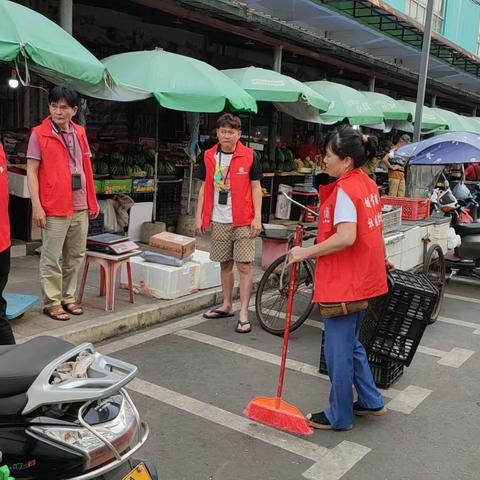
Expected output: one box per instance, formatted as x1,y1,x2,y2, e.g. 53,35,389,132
195,114,263,333
0,142,15,344
27,87,98,321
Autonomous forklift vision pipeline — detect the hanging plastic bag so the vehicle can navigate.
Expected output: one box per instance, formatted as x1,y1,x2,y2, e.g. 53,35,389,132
453,182,471,202
457,208,474,224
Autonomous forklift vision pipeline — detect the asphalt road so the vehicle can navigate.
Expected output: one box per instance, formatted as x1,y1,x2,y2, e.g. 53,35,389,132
101,280,480,480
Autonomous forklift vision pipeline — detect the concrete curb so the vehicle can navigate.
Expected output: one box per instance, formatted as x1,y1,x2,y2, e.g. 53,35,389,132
20,277,263,345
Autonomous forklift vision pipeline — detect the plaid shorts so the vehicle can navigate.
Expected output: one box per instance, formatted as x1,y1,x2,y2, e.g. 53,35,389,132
210,222,256,263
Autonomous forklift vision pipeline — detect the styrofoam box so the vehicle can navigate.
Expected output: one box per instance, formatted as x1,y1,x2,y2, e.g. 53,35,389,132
401,226,427,252
121,256,199,300
385,232,404,270
398,226,426,270
8,171,30,198
275,184,293,219
426,222,450,253
191,250,221,290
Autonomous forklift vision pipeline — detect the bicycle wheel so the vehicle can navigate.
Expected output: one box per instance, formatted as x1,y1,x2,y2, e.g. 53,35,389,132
423,244,446,324
255,254,315,335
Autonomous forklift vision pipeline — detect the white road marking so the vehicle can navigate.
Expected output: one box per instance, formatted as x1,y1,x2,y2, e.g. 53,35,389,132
445,293,480,305
248,306,300,322
99,315,209,355
306,320,475,368
175,329,432,414
437,348,475,368
384,385,432,415
438,316,480,334
129,378,371,480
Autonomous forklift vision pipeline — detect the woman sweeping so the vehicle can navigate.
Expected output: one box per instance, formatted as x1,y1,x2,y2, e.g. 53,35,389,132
289,125,391,431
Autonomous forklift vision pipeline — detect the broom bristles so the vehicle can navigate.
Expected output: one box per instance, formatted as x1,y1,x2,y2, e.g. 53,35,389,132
245,397,313,436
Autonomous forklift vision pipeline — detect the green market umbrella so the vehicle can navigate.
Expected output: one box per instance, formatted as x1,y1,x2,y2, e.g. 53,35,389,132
222,66,330,111
0,0,107,86
361,91,412,122
464,116,480,134
432,108,480,134
100,49,257,113
305,81,384,125
396,101,447,131
94,49,257,222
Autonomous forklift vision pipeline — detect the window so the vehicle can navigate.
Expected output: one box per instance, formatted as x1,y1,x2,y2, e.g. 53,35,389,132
407,0,445,33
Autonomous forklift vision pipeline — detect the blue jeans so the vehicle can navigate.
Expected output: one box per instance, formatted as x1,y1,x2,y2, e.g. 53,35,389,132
323,310,383,429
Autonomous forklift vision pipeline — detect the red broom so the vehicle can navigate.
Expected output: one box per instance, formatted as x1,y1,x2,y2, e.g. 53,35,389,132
245,225,313,435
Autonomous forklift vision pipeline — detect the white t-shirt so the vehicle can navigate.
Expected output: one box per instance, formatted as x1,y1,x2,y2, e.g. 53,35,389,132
211,150,233,224
334,188,357,225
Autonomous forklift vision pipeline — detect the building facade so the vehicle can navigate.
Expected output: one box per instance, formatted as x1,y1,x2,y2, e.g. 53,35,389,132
384,0,480,55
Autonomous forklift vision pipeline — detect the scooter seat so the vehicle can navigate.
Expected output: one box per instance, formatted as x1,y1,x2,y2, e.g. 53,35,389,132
455,223,480,236
0,336,74,398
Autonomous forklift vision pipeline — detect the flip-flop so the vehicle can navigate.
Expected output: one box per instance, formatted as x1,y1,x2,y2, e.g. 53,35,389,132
203,309,235,319
235,320,251,334
43,306,70,322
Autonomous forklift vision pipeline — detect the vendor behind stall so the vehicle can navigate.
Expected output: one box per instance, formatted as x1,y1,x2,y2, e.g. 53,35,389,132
382,134,411,197
297,134,318,161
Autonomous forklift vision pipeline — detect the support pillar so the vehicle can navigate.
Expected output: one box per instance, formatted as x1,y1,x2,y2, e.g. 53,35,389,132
60,0,73,34
368,75,376,92
269,46,283,168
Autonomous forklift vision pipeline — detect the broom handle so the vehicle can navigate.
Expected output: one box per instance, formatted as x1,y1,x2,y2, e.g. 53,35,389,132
276,225,302,404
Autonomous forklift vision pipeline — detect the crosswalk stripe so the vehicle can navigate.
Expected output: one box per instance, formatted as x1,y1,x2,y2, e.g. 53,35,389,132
129,378,371,480
175,329,432,414
305,320,475,368
445,293,480,305
438,316,480,334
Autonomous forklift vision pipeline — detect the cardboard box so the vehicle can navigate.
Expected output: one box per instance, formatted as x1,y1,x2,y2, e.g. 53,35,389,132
149,231,196,259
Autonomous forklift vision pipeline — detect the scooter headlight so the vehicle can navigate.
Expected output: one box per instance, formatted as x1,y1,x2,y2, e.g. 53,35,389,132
30,395,138,468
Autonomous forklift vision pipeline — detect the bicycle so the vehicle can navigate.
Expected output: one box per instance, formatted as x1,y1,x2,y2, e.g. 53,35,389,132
255,194,319,335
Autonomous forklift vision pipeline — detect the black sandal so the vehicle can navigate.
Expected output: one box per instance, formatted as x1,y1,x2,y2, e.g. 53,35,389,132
235,320,251,334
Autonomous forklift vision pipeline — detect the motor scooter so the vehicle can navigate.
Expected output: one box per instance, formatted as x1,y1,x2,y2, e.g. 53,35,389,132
0,336,158,480
431,184,480,280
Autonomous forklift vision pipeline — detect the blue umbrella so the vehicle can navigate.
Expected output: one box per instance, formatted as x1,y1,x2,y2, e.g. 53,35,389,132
396,131,480,165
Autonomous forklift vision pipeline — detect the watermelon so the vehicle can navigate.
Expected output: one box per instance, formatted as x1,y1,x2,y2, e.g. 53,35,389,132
284,148,294,162
145,164,155,177
275,148,285,165
98,161,109,175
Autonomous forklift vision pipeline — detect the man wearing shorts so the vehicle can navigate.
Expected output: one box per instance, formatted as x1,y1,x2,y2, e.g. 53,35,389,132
195,113,262,333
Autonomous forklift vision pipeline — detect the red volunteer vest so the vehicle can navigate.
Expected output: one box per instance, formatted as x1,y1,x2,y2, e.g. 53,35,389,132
201,142,255,228
313,169,388,303
32,117,98,217
0,144,10,252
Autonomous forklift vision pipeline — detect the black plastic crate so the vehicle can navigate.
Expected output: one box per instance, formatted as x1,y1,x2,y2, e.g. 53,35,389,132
156,178,183,205
318,332,403,389
88,213,104,236
363,270,439,367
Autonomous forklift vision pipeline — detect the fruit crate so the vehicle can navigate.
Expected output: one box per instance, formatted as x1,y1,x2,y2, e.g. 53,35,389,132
94,179,104,194
318,332,403,389
103,179,132,194
380,196,430,221
382,207,402,234
87,213,104,236
155,179,183,227
362,270,439,367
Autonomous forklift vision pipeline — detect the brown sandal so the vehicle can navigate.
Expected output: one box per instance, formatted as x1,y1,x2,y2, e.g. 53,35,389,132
62,303,84,315
43,306,70,321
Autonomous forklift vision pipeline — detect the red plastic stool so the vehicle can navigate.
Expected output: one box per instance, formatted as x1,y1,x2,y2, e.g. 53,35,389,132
78,250,139,311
